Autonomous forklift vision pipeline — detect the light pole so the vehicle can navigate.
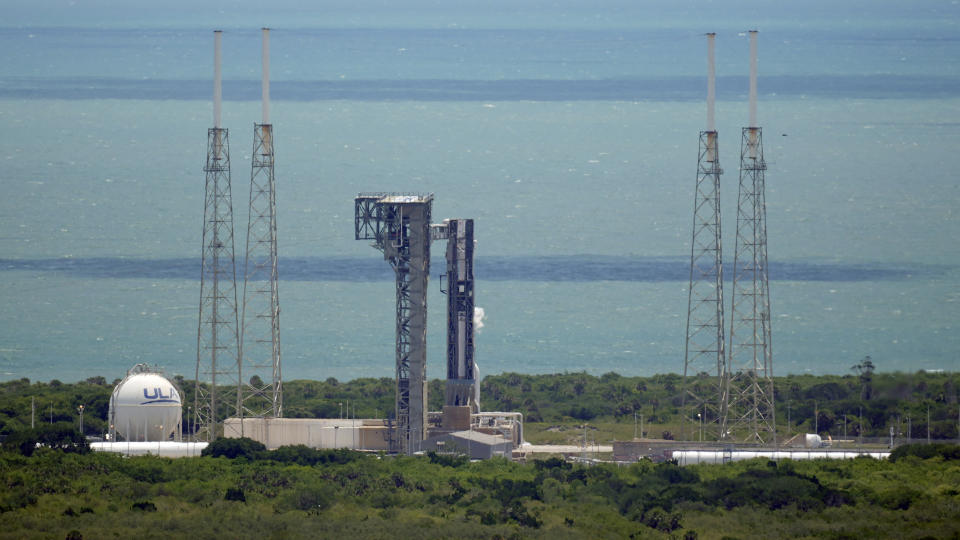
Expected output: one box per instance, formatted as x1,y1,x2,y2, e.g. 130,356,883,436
78,405,84,435
582,424,587,461
634,411,638,440
814,400,818,434
859,406,863,446
334,425,339,449
697,413,702,443
339,402,343,419
787,402,791,437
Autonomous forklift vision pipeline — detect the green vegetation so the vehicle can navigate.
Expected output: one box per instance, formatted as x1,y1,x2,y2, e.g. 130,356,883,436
1,370,957,443
1,369,956,537
0,440,957,539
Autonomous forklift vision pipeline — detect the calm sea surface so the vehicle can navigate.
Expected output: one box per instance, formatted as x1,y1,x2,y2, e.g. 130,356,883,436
1,1,958,382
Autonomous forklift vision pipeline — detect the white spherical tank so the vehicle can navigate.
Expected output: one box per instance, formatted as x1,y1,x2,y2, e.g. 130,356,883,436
109,365,182,442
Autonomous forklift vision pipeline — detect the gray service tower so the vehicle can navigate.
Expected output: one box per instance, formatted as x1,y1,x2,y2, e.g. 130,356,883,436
355,193,433,454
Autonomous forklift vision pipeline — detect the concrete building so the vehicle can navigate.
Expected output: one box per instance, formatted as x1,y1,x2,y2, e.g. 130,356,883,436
422,430,513,460
223,417,390,451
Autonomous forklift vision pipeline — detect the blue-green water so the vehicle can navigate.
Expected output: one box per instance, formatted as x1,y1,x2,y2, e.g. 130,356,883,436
1,1,958,383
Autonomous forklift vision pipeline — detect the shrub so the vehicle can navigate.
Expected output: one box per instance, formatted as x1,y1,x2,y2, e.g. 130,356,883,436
131,501,157,512
2,424,88,456
889,443,960,462
202,437,266,459
2,428,39,456
427,451,468,468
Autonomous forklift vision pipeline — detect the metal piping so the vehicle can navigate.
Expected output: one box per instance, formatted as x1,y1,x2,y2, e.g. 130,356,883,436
262,27,270,125
748,30,758,129
213,30,222,129
706,32,716,133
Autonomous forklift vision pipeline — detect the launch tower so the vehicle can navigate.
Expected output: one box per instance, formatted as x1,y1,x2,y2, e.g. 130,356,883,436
355,193,434,454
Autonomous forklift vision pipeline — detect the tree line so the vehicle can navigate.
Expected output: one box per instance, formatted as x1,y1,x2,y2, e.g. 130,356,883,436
0,437,958,539
0,369,957,441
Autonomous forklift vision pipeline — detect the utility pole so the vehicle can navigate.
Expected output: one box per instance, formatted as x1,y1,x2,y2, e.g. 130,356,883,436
582,424,587,461
787,402,791,437
814,401,818,434
859,406,863,446
31,397,35,429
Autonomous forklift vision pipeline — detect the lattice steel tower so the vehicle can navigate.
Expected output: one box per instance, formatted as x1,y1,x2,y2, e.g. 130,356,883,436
723,31,776,445
355,193,433,454
194,30,241,442
240,28,282,420
682,33,725,442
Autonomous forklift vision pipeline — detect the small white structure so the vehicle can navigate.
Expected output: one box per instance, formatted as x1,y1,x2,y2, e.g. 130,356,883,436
804,433,824,448
91,441,207,458
109,364,182,442
672,449,890,466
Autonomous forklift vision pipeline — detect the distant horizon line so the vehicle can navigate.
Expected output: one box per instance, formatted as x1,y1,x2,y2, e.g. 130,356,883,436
0,255,948,283
3,368,957,386
3,74,958,102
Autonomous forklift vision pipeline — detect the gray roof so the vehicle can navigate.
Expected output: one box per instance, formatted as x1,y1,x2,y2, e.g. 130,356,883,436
447,430,510,446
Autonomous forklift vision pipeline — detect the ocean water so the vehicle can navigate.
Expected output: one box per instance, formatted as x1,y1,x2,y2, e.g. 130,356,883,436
0,1,958,383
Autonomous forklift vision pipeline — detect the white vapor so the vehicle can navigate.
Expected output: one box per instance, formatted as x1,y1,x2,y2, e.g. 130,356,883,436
473,306,486,331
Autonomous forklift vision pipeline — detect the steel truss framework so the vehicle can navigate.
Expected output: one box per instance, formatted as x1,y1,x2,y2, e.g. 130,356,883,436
194,127,241,442
682,130,726,442
240,123,282,421
441,219,478,412
355,193,433,454
723,126,776,445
